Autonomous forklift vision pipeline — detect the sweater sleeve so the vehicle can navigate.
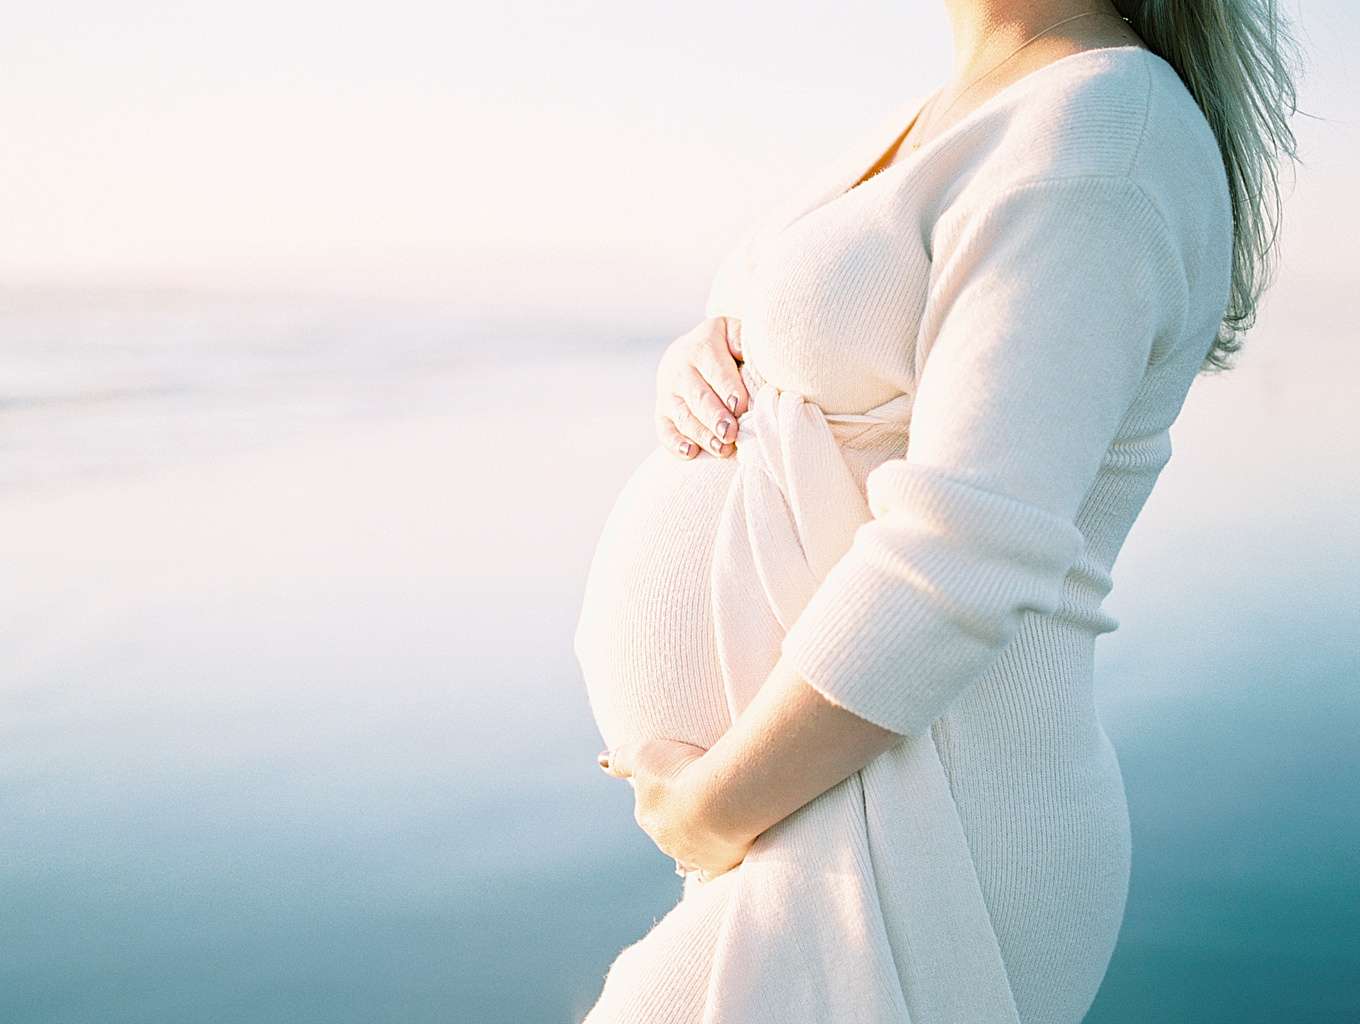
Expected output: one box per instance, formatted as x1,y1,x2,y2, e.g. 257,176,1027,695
778,173,1188,739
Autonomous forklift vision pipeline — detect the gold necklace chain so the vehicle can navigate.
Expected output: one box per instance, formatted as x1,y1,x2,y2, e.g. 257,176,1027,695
907,10,1132,151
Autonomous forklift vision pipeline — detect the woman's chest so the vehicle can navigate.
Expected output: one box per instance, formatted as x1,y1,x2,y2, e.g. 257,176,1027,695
708,182,933,414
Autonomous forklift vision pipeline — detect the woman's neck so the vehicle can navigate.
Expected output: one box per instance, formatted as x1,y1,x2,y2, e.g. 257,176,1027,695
940,0,1134,79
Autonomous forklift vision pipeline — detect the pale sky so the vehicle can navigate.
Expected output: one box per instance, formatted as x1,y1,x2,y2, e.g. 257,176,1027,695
1,1,1354,323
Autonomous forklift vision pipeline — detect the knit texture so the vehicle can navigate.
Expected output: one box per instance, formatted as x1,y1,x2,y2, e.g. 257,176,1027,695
780,173,1190,739
573,44,1233,1024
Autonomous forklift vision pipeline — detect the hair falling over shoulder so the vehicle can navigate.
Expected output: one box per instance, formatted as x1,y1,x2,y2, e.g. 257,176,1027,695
1115,0,1309,372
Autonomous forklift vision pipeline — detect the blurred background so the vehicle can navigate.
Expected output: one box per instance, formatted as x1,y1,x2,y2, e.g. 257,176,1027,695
1,2,1356,1021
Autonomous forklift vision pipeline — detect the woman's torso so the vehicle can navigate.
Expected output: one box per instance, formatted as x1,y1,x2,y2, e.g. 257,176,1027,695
574,39,1230,811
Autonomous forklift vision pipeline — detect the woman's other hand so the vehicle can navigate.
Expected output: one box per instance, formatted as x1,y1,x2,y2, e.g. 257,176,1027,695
655,316,749,460
598,738,755,882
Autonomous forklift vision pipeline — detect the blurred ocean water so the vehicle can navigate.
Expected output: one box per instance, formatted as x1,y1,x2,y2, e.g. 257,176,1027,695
0,287,1356,1023
0,288,639,493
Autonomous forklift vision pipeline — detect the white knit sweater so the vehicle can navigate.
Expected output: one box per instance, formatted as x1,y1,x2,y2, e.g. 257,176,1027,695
728,47,1235,740
574,44,1234,1024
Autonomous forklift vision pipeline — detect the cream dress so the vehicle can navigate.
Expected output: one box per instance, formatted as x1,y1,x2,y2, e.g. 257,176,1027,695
573,45,1234,1024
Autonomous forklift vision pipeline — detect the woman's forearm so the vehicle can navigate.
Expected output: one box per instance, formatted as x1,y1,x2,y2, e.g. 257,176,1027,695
691,653,905,847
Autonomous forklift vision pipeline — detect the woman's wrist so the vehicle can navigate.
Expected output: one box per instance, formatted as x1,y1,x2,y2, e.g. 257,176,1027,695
686,655,904,850
684,657,829,846
686,746,764,852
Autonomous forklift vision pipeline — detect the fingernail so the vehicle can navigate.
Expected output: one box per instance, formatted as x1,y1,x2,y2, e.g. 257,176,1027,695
709,435,723,455
716,419,731,442
677,440,692,457
597,749,611,769
727,394,738,414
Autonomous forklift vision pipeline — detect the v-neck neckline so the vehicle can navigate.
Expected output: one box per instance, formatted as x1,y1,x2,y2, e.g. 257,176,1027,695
773,44,1154,237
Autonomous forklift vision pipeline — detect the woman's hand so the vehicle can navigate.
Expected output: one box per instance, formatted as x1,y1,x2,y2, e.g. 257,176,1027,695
598,738,756,882
655,316,749,460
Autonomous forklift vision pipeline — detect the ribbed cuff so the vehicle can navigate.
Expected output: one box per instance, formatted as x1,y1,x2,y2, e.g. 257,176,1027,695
779,461,1085,738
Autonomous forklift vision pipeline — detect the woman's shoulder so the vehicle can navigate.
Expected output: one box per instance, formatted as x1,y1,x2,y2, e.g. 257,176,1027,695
939,47,1233,301
946,48,1225,206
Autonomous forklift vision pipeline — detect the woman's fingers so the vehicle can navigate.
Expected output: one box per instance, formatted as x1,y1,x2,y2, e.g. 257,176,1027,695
667,388,732,458
656,414,700,459
724,317,743,361
654,316,747,459
679,365,739,455
694,330,749,421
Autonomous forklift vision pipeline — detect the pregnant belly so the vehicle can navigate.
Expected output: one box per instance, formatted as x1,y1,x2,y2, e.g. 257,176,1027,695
573,446,738,752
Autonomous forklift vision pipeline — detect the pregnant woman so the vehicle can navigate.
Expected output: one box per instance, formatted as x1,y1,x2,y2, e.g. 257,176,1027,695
573,1,1301,1021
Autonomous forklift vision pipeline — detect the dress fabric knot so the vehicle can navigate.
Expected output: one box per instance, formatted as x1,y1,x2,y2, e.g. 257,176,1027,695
695,362,1024,1024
